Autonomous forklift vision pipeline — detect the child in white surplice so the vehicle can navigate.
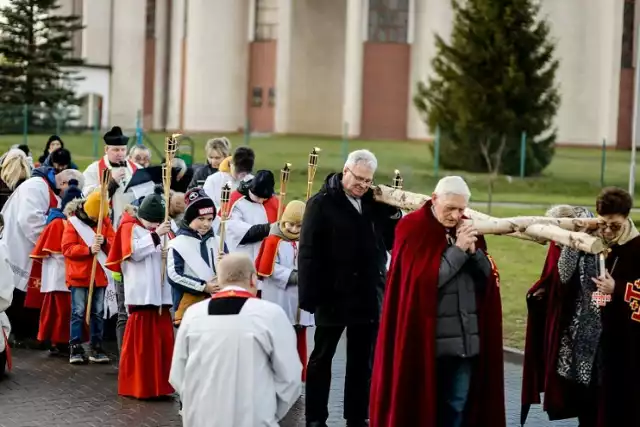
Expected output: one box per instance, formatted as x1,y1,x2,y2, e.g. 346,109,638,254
167,188,226,327
105,187,175,399
255,200,314,382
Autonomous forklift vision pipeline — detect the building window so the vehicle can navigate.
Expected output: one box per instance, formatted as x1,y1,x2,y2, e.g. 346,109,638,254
71,0,83,59
621,0,636,68
368,0,410,43
146,0,157,39
255,0,278,41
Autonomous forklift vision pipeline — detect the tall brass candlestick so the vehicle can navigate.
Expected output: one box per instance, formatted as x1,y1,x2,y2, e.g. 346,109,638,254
218,182,232,264
306,147,321,200
159,134,180,315
277,163,292,221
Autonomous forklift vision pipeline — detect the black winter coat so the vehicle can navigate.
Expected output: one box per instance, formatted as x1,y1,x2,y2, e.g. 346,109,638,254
298,173,401,326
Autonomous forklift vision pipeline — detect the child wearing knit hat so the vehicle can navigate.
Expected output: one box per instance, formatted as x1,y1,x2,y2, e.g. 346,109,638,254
255,200,314,382
30,179,84,357
166,188,228,327
61,189,116,365
105,186,175,399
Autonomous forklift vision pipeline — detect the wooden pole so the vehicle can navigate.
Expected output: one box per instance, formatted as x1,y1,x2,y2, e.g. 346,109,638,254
160,134,180,315
86,168,111,325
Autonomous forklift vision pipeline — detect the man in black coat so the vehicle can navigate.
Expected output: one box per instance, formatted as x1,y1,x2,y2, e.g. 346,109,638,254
298,149,401,427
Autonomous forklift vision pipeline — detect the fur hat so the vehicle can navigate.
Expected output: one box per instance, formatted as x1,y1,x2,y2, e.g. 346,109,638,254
60,179,83,211
249,170,275,199
138,185,166,223
183,188,216,225
280,200,305,225
103,126,129,146
83,190,109,220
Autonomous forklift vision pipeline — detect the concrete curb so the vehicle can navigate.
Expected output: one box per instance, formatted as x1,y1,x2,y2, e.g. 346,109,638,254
503,346,525,365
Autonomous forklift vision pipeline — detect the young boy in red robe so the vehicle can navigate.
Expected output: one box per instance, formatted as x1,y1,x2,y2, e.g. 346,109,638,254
62,190,115,365
106,187,175,399
30,179,83,357
255,200,314,382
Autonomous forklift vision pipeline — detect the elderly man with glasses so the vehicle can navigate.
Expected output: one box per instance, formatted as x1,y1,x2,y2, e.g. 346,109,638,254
298,149,401,427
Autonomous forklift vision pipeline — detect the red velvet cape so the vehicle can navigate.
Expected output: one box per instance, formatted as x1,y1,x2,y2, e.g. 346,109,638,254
370,201,505,427
520,242,583,421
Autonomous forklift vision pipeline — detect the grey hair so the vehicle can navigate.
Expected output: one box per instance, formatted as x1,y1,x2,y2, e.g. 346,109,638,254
433,176,471,201
58,169,85,189
128,144,151,158
344,149,377,171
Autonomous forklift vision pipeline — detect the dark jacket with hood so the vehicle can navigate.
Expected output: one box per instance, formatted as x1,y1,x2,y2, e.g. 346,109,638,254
298,172,401,325
188,164,218,189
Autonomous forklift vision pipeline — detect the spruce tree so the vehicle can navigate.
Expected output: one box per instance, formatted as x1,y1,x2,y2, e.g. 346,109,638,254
0,0,84,132
414,0,560,178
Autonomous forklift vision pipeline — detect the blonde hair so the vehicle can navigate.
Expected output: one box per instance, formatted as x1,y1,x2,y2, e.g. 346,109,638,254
205,137,231,158
1,149,31,190
217,253,256,287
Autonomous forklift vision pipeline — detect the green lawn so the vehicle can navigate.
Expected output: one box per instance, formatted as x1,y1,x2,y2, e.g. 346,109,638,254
3,131,640,207
2,132,637,348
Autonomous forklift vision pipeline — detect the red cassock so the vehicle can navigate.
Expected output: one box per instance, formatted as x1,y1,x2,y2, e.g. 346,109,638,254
107,213,175,399
255,234,308,382
370,201,506,427
30,218,72,345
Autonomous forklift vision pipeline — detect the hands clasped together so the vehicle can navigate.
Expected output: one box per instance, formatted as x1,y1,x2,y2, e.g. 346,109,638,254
455,223,479,253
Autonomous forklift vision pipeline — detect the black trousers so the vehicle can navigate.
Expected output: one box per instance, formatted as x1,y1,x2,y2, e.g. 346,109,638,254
4,288,39,342
305,323,378,423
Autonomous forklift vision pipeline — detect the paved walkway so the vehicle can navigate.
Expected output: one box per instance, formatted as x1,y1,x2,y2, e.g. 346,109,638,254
0,331,577,427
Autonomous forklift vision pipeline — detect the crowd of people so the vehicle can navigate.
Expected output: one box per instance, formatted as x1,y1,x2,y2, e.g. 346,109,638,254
0,126,638,427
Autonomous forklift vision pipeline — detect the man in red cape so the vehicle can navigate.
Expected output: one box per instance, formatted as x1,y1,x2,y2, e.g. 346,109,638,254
370,177,505,427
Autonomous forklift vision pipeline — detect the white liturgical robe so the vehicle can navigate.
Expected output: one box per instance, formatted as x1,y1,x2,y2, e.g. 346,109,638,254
0,176,59,291
260,239,314,327
169,286,302,427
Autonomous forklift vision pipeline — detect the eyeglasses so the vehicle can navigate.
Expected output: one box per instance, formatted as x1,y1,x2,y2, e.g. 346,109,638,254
346,167,373,185
601,222,624,232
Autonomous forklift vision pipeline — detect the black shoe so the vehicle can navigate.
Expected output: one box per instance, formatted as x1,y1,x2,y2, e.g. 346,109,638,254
89,346,110,364
306,422,328,427
346,421,369,427
69,344,86,365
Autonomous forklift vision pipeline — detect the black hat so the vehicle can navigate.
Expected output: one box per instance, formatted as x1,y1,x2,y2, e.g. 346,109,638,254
232,147,255,174
103,126,129,146
138,185,166,223
60,179,83,210
183,188,216,225
249,170,275,199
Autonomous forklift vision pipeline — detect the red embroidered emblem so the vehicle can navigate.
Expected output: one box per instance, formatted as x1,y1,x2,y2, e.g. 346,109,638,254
624,279,640,322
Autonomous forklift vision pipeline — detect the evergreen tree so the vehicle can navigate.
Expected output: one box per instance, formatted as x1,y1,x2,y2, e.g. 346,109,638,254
414,0,560,178
0,0,84,132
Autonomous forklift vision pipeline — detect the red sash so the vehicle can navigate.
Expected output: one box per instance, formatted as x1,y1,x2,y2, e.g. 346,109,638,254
2,328,11,372
97,158,138,209
24,180,59,309
97,157,138,184
211,289,255,300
